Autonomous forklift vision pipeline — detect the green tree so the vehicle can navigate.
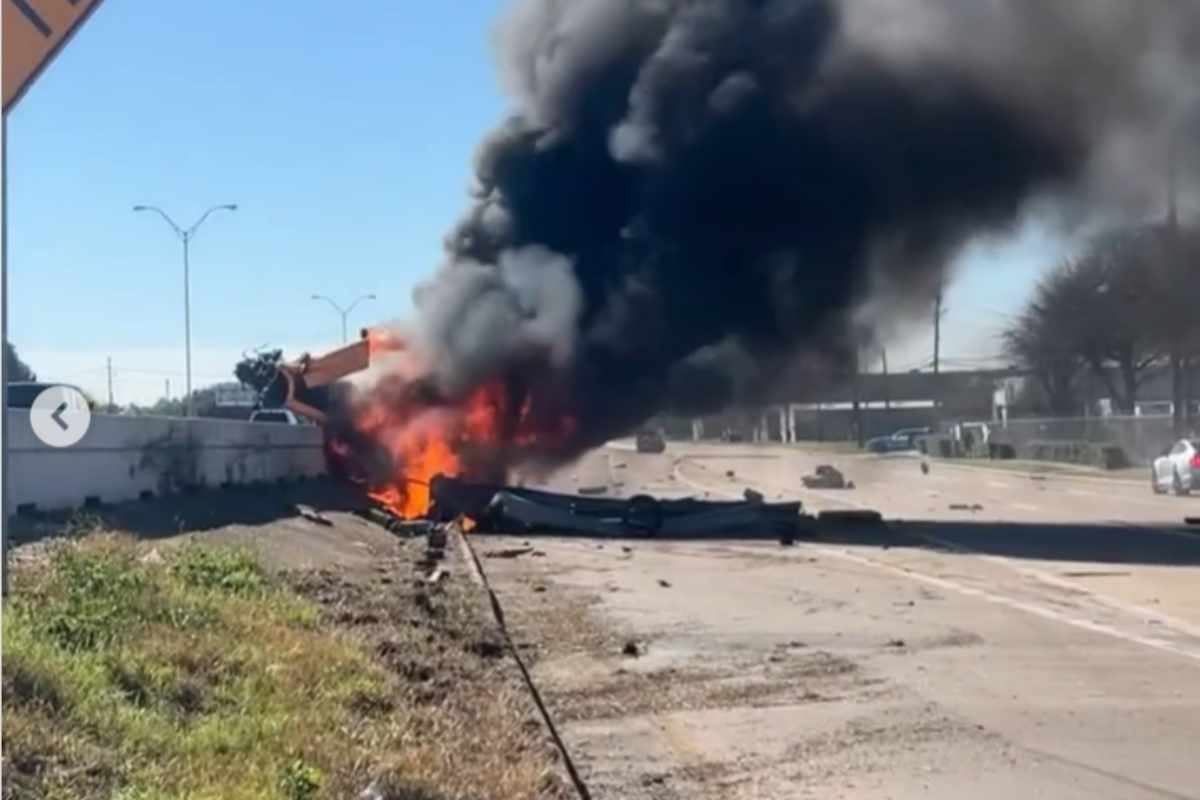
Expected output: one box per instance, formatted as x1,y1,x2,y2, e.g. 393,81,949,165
234,349,284,403
4,341,37,382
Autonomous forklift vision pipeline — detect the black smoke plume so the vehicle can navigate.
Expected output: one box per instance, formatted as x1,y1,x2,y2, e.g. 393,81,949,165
383,0,1200,472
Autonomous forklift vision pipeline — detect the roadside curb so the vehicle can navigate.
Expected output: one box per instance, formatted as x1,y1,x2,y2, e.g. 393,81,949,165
453,525,592,800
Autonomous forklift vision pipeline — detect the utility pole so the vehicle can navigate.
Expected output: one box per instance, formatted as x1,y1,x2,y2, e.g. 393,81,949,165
1165,132,1187,435
881,346,891,411
851,345,864,448
165,379,170,401
106,357,114,411
933,286,944,427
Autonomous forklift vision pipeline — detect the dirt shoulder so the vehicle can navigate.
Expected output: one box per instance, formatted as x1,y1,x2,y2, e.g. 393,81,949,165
3,499,569,800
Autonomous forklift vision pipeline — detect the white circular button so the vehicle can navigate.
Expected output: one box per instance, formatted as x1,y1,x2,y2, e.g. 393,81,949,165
30,385,92,448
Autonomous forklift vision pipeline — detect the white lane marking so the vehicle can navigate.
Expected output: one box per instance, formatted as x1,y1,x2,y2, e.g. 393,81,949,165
1066,488,1100,497
813,545,1200,665
1010,502,1041,512
678,461,1200,665
987,480,1012,489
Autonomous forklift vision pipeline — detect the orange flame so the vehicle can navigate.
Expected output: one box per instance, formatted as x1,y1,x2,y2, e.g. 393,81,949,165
339,336,579,519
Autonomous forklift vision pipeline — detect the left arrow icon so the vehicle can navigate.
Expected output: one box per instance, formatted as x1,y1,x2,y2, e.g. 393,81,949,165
51,401,70,431
30,385,92,447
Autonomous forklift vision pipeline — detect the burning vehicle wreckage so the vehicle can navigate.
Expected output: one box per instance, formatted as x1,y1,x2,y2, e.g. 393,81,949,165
260,329,809,540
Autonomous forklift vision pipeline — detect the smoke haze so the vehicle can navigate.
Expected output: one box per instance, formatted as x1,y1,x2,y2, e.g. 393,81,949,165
397,0,1199,464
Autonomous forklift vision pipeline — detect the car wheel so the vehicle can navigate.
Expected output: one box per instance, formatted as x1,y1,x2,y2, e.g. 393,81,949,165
1173,469,1190,497
1152,470,1165,494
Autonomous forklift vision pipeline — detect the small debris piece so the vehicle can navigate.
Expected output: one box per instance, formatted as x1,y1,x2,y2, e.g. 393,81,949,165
725,469,736,478
425,567,448,584
622,640,641,657
427,527,448,549
485,547,535,559
802,465,849,489
744,488,765,503
533,585,547,593
470,639,506,658
787,640,807,648
578,484,609,496
613,461,628,469
817,509,883,524
621,546,634,554
657,579,672,588
531,550,547,557
948,503,984,512
887,638,906,648
295,503,333,526
920,461,930,475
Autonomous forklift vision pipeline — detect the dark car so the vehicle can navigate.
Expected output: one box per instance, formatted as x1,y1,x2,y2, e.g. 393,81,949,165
866,427,930,453
636,429,666,453
6,381,95,410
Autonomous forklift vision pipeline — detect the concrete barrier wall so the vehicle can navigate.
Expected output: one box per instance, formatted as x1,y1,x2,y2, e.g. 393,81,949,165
8,411,327,512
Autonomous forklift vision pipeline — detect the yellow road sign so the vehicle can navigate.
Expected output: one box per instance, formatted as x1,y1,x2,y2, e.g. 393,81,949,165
3,0,105,113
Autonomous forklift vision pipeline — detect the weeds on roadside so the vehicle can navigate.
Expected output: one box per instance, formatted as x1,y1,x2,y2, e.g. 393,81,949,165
2,531,555,800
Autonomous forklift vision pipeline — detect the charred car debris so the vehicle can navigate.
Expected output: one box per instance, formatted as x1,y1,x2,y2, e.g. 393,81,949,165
425,475,808,539
353,474,814,540
264,333,851,540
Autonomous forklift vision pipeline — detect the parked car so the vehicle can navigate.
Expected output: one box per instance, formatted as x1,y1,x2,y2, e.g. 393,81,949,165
1151,438,1200,496
6,381,95,411
866,427,930,454
635,429,666,453
249,408,301,425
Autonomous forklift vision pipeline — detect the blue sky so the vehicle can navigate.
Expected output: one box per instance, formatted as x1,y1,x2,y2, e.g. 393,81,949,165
7,0,1066,405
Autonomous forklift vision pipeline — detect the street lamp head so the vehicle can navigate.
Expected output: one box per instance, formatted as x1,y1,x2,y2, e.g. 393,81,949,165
367,294,377,300
311,294,321,300
223,204,238,211
132,205,148,212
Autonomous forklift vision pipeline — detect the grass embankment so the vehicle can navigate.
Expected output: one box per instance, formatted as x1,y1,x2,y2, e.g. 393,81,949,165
2,532,559,800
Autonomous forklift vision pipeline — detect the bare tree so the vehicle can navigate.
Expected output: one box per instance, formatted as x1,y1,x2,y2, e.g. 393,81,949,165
1002,267,1085,416
1067,229,1164,415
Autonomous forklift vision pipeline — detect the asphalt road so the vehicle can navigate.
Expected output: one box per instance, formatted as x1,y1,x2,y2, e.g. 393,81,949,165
486,441,1200,799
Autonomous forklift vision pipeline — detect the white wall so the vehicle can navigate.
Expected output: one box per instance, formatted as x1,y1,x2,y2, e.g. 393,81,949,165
8,411,327,512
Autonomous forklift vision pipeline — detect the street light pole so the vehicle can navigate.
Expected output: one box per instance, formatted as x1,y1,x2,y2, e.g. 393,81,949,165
311,294,376,344
133,203,237,417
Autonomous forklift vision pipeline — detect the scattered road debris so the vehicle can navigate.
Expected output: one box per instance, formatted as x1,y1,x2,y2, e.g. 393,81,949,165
657,579,672,588
887,638,907,648
294,503,333,526
802,465,852,489
622,640,641,657
725,469,736,478
949,503,985,512
485,547,535,559
920,461,930,475
577,484,609,495
425,567,448,584
427,475,805,538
